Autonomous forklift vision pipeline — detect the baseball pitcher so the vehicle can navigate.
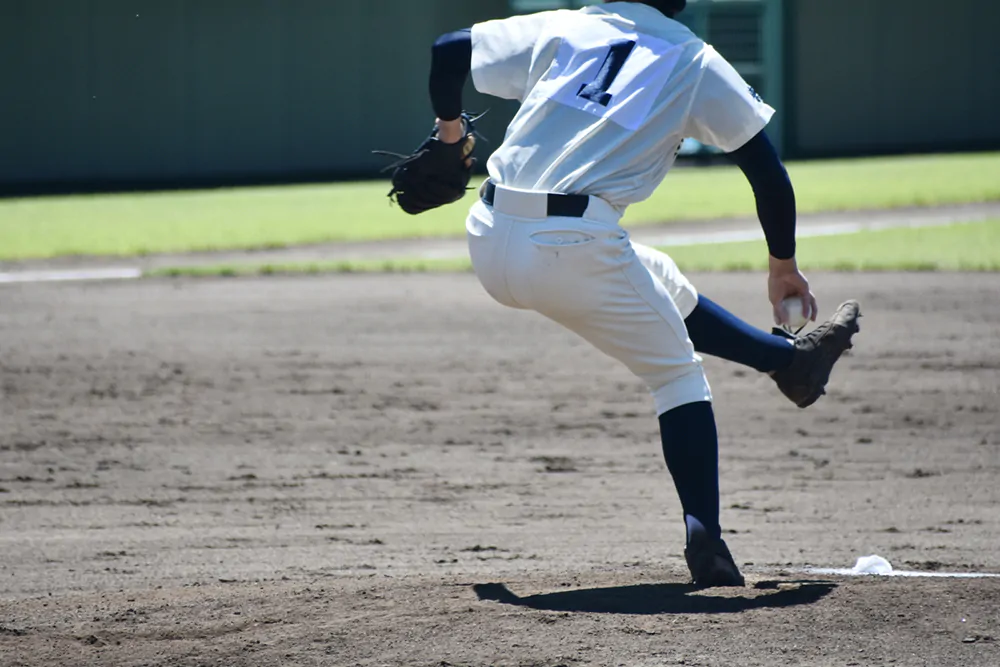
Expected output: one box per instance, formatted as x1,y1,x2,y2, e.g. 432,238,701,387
378,0,860,587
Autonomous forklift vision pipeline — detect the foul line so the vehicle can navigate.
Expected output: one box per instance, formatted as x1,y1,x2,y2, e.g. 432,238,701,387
0,268,142,284
643,218,976,248
799,567,1000,579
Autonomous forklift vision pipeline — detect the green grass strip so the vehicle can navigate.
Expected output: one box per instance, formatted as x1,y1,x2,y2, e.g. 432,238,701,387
630,151,1000,226
147,258,473,278
3,152,998,260
147,219,1000,278
666,219,1000,272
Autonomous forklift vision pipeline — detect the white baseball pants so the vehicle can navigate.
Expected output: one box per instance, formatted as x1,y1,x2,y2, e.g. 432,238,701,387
466,182,711,415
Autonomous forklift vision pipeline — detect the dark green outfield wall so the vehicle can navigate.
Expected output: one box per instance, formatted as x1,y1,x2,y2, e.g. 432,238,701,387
0,0,512,192
787,0,1000,157
4,1,998,192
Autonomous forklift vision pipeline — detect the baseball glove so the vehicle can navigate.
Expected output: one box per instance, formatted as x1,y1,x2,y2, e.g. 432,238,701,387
373,111,484,215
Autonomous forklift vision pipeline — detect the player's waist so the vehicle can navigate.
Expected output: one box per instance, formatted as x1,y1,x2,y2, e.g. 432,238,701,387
479,180,621,224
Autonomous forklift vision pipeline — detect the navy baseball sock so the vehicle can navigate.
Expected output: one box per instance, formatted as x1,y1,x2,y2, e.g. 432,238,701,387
658,401,721,541
684,295,794,373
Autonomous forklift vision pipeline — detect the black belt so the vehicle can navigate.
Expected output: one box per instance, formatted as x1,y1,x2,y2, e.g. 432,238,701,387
481,179,590,218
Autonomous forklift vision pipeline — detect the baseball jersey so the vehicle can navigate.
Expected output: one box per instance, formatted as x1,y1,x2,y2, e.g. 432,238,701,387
470,2,774,211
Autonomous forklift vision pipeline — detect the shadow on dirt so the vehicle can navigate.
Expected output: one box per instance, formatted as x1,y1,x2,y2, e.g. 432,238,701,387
472,580,837,615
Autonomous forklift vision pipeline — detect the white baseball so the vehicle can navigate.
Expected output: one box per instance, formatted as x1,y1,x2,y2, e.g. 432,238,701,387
781,296,812,328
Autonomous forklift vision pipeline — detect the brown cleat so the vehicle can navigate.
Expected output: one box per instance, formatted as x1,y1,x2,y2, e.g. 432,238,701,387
770,300,861,408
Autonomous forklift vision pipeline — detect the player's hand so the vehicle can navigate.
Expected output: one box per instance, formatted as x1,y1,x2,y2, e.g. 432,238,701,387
767,256,818,326
436,118,475,168
436,118,464,143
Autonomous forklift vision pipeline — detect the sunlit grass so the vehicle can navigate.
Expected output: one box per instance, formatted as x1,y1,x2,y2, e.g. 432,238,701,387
2,152,998,260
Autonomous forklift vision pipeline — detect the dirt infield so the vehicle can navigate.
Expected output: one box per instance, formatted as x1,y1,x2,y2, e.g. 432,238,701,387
1,272,998,666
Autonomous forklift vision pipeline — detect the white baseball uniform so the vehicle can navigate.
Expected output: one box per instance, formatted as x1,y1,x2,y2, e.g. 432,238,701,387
465,2,775,415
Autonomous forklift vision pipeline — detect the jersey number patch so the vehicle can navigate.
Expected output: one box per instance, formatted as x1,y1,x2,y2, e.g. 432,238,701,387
577,40,637,107
540,30,682,130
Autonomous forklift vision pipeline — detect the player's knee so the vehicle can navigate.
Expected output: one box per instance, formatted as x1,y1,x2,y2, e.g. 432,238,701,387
650,367,712,416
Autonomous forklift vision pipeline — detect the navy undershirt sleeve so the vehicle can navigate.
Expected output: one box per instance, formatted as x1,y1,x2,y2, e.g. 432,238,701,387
429,29,472,121
725,131,797,260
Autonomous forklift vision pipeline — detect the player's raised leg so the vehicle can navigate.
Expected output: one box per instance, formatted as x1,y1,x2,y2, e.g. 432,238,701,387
687,295,862,408
632,242,861,408
632,241,794,371
684,294,795,372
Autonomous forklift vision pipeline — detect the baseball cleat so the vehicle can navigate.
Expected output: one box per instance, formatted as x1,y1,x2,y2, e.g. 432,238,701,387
770,300,861,408
684,530,745,588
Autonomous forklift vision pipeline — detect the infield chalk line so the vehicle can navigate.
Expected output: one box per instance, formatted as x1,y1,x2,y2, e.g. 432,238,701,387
641,217,981,248
799,567,1000,579
0,268,141,284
